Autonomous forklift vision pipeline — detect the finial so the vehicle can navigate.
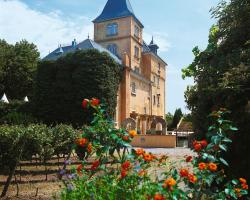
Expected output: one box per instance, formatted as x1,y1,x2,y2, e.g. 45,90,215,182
150,36,154,45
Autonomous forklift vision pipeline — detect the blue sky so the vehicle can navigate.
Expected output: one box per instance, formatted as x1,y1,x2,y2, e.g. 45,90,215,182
0,0,220,114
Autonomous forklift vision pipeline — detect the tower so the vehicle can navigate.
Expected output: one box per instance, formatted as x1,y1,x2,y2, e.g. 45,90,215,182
93,0,143,71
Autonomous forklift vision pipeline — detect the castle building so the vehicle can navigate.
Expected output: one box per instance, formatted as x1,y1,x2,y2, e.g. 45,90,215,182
44,0,167,134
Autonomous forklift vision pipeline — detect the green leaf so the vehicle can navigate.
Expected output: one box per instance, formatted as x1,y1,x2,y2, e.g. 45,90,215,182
229,126,238,131
219,158,229,166
219,144,227,151
222,137,232,143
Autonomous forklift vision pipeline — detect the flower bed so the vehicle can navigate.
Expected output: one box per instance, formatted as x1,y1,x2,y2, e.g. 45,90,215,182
60,99,249,199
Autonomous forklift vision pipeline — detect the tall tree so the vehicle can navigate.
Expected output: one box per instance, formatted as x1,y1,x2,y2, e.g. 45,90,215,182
170,108,183,130
34,49,122,126
0,39,40,100
182,0,250,179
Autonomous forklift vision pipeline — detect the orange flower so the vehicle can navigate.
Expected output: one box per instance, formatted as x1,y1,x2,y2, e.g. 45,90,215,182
163,177,176,188
122,135,129,141
77,138,88,147
188,174,198,183
77,164,83,174
91,160,100,171
135,148,145,156
138,170,147,176
239,178,247,184
129,130,137,138
200,140,208,147
194,143,202,151
154,194,165,200
87,143,92,153
121,161,131,170
235,188,241,193
91,98,100,106
180,169,189,177
208,163,217,172
121,169,127,179
198,162,207,170
143,153,154,162
82,99,89,109
242,184,248,190
186,155,192,162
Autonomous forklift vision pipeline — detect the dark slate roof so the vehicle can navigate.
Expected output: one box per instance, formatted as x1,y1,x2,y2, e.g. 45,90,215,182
43,39,121,64
93,0,143,28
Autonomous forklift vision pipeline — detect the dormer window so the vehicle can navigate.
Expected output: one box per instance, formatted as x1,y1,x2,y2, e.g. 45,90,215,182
107,44,118,55
106,23,118,36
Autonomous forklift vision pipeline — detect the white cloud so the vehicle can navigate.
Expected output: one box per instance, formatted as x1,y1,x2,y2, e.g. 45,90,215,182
143,31,171,52
0,0,93,58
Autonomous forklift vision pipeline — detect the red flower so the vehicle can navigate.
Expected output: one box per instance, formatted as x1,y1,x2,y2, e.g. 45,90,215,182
91,160,100,171
121,169,127,179
188,174,198,183
154,194,165,200
122,161,131,170
186,156,192,162
82,99,89,109
91,98,100,106
77,138,88,147
180,169,189,177
194,143,202,151
200,140,208,147
77,164,83,174
122,135,129,141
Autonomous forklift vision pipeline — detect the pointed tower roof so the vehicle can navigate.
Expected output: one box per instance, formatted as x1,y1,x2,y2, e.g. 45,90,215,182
93,0,143,28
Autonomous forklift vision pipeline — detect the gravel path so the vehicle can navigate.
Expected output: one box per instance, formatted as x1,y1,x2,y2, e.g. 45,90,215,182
141,147,195,156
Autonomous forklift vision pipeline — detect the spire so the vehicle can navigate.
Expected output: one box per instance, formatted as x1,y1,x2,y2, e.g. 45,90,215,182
148,36,159,55
150,36,154,45
93,0,143,28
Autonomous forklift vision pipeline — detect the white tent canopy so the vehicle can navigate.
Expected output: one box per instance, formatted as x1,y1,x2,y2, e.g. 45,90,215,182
24,96,29,102
1,93,9,103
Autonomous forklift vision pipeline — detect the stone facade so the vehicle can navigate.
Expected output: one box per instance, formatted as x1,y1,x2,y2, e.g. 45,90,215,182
93,0,167,134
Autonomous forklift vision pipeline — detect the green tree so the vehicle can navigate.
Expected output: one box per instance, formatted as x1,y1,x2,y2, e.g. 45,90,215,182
169,108,183,130
182,0,250,180
165,112,173,129
34,49,122,126
0,39,40,100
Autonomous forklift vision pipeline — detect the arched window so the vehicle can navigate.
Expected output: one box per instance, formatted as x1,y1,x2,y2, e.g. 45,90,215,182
107,44,118,55
106,23,118,36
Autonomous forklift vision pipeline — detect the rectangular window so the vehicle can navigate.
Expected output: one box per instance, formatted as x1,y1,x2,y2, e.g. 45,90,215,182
106,23,118,36
153,95,156,105
157,77,160,87
134,46,139,58
157,94,160,107
131,82,136,95
134,25,140,38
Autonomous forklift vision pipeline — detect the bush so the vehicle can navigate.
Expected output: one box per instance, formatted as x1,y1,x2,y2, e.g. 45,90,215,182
61,101,249,200
0,101,36,125
34,49,122,126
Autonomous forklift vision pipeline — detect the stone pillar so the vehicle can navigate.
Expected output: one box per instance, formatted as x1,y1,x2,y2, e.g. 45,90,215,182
120,52,131,122
142,118,147,135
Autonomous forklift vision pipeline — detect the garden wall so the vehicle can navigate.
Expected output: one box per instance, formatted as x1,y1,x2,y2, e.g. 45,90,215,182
131,135,176,148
